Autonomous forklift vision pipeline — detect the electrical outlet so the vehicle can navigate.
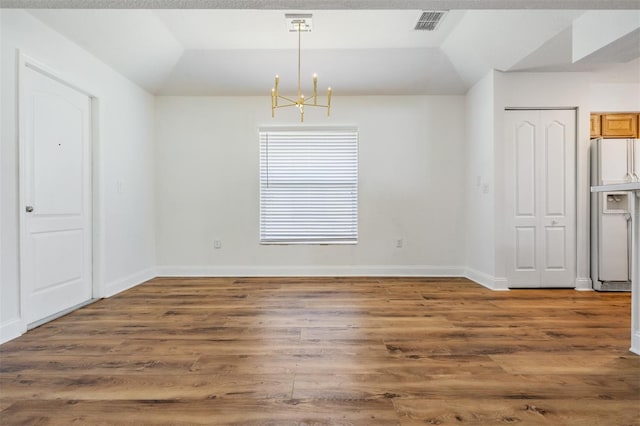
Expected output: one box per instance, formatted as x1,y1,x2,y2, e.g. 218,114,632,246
214,240,222,249
396,238,403,248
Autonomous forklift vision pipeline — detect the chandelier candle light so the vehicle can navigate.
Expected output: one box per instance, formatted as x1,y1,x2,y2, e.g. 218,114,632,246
271,14,331,122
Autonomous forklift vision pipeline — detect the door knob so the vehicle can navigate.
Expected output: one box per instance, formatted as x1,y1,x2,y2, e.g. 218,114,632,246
25,206,34,213
551,219,558,226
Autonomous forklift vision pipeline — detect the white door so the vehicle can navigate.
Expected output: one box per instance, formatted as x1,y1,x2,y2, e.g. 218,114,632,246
20,64,92,326
505,110,576,288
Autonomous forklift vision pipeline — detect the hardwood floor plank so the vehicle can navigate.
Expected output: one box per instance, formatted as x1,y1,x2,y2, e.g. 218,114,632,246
108,338,313,357
0,399,400,426
0,338,125,356
292,373,638,400
490,352,640,375
0,353,199,375
1,277,637,424
0,373,295,401
394,398,640,426
33,324,302,341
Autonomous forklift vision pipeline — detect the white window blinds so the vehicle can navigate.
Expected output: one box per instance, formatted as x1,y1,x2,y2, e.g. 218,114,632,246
259,128,358,244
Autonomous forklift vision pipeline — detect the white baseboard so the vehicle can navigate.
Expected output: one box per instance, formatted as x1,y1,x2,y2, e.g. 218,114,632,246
464,268,510,291
103,267,156,297
492,277,509,291
575,277,593,291
631,331,640,356
156,265,465,278
0,317,26,344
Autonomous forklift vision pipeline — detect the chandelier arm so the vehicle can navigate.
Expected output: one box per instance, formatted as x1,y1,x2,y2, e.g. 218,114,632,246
273,103,299,110
277,95,298,104
301,100,328,108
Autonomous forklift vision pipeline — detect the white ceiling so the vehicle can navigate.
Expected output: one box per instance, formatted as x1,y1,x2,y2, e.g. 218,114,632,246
18,5,640,96
4,0,640,9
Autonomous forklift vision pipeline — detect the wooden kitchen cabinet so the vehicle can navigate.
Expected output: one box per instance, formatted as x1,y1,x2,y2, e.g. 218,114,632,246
590,114,601,138
601,113,638,138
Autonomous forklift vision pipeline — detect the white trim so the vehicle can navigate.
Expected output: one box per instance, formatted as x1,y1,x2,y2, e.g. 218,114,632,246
103,268,156,298
0,318,26,344
156,265,465,277
17,50,28,329
632,331,640,356
91,97,104,298
21,55,93,98
492,277,509,291
464,268,510,291
574,277,593,291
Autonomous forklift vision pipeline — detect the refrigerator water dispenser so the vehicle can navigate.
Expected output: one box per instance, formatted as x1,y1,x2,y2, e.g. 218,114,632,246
604,193,629,213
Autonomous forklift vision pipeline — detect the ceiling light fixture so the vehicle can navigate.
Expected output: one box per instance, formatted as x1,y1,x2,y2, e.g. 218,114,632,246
271,14,331,123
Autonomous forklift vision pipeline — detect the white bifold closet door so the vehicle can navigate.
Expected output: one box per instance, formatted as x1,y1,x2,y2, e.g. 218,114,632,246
504,109,576,288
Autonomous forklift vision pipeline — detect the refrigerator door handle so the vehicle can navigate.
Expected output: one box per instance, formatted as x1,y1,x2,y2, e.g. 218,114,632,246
628,139,639,182
633,140,639,181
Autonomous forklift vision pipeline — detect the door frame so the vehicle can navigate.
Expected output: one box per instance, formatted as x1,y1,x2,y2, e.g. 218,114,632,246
504,107,578,288
17,52,102,329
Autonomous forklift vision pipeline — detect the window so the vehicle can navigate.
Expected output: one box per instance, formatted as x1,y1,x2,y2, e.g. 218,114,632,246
259,128,358,244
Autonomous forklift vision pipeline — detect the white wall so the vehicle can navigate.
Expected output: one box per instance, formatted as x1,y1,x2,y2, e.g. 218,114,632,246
155,95,466,276
589,59,640,112
464,71,497,288
0,10,156,342
590,83,640,112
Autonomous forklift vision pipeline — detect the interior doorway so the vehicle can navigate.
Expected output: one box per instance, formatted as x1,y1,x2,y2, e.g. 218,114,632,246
19,57,94,327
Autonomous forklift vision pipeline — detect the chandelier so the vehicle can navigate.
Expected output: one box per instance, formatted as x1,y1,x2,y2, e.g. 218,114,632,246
271,14,331,123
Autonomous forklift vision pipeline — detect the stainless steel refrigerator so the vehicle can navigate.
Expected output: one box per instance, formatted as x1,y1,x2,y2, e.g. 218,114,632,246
591,138,639,291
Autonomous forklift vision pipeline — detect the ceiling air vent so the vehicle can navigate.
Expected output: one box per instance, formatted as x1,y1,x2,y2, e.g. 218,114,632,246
414,10,447,31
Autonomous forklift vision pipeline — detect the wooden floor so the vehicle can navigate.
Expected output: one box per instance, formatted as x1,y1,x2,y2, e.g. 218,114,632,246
1,277,639,425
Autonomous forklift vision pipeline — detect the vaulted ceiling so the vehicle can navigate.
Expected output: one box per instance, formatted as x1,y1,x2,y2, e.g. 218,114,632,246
8,0,640,95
